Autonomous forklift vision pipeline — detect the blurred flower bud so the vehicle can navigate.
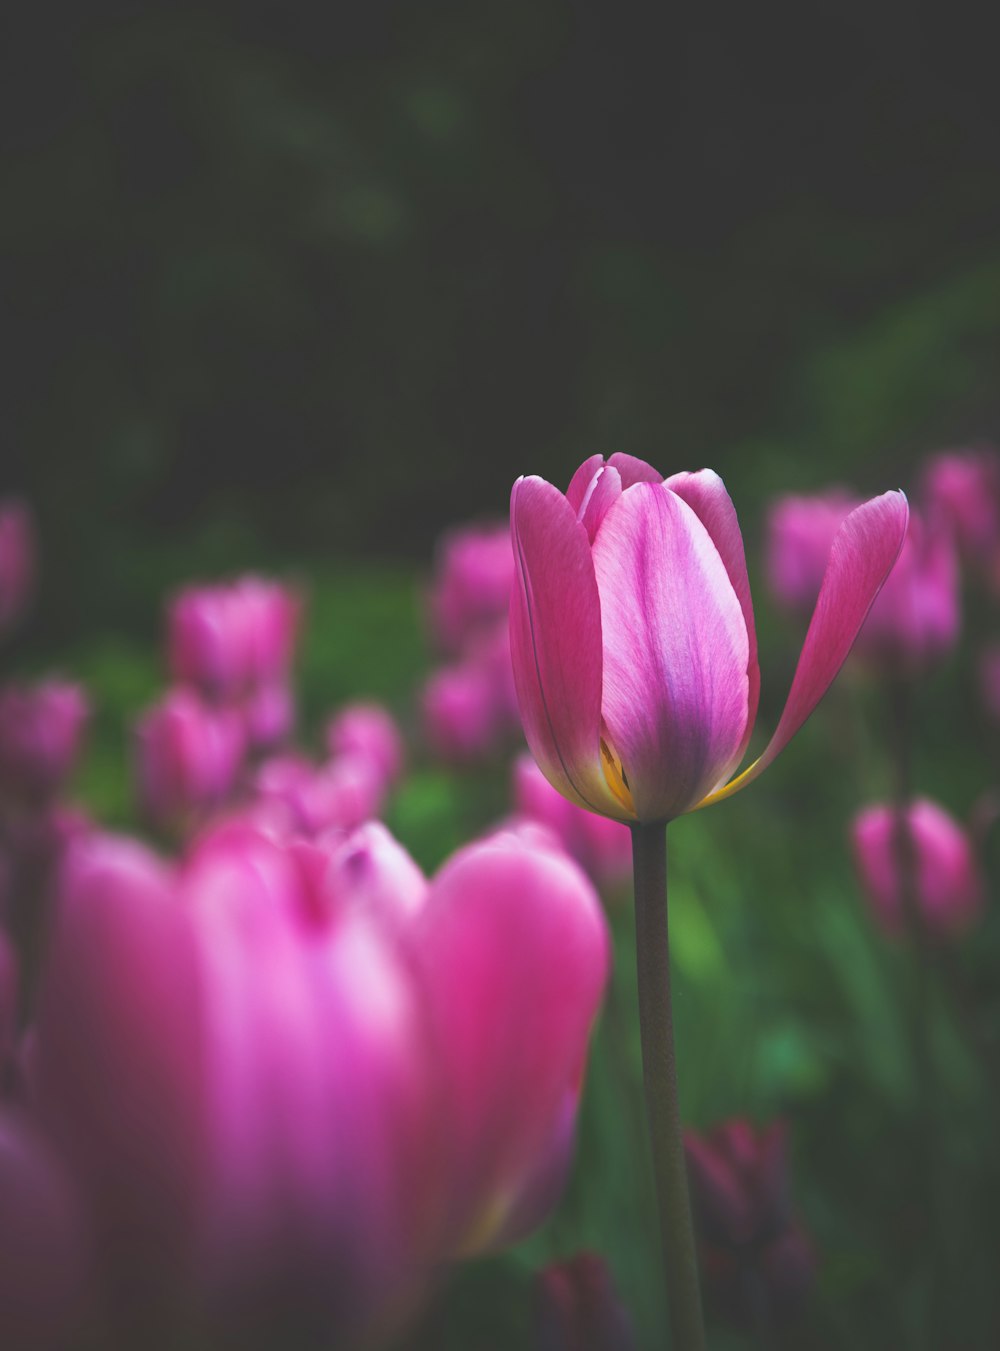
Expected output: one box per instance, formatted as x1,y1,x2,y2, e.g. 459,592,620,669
134,688,245,833
535,1251,635,1351
0,680,89,806
512,754,632,890
0,499,35,636
685,1119,816,1331
422,661,503,762
851,798,985,940
765,490,859,618
325,701,404,790
167,576,301,698
251,752,385,837
242,680,295,751
921,446,1000,573
428,522,513,655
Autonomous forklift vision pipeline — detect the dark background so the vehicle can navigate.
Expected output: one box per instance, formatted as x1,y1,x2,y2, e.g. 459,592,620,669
4,3,1000,640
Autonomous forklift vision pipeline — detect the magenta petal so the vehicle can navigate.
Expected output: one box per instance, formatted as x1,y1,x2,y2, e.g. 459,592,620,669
606,452,663,487
510,477,624,818
579,466,623,542
701,490,909,806
593,484,750,822
665,470,760,767
566,455,606,512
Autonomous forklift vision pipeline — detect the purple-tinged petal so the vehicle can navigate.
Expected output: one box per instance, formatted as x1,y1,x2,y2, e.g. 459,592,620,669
700,490,909,807
579,466,623,542
606,452,664,487
592,483,750,822
566,455,607,512
665,469,760,768
510,477,624,819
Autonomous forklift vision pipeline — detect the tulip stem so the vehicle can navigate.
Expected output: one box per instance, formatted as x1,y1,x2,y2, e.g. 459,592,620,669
631,822,706,1351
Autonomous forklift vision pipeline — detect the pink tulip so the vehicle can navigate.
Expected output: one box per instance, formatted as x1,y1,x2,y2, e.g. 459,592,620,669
921,446,1000,571
534,1251,635,1350
167,576,301,698
852,512,960,676
765,489,860,618
241,680,295,750
421,659,505,761
512,754,631,890
0,680,89,805
0,499,35,636
325,701,405,789
684,1119,816,1330
428,522,514,655
251,752,385,837
134,687,245,832
511,455,907,824
0,1110,91,1351
851,798,985,940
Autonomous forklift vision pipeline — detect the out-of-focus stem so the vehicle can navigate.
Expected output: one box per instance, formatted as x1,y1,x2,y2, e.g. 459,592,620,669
631,821,705,1351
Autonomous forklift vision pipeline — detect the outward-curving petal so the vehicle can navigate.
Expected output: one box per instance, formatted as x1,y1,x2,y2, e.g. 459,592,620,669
510,478,625,818
699,490,909,807
665,469,760,770
593,483,751,822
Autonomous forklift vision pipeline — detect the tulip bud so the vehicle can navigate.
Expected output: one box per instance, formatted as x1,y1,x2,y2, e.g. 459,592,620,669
535,1252,636,1350
512,755,632,890
851,798,984,940
241,680,295,751
921,446,1000,573
0,680,89,806
167,576,301,698
134,688,245,833
325,701,404,790
765,490,860,618
0,499,35,636
251,752,385,837
428,522,514,656
685,1119,816,1330
421,661,503,762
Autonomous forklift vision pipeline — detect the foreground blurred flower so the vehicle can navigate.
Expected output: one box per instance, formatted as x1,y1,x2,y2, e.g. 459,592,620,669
428,521,514,656
167,576,302,699
512,455,907,825
851,798,985,940
685,1119,816,1332
0,499,35,636
534,1251,635,1350
0,680,89,807
30,819,608,1348
512,754,631,891
134,688,245,833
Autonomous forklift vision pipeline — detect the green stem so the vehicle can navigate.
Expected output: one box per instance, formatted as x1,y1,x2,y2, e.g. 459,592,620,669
631,821,706,1351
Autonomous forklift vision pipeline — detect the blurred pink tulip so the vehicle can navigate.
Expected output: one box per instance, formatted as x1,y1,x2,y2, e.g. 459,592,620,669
512,754,631,890
765,489,860,618
852,512,960,676
534,1251,635,1350
241,680,296,751
0,1110,91,1351
0,680,89,805
0,499,35,636
685,1119,816,1330
921,446,1000,571
511,455,907,823
851,798,985,940
429,522,514,655
167,576,301,698
251,752,385,837
325,701,405,789
134,688,245,832
422,660,504,761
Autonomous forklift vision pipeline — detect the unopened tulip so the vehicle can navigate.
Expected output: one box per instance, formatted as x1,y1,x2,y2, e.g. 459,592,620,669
535,1251,635,1351
134,688,245,832
0,499,35,636
921,447,1000,571
851,798,984,940
167,576,301,698
0,680,89,806
511,455,907,824
241,680,295,751
251,752,385,837
421,660,504,762
685,1119,815,1330
765,490,860,618
429,522,514,655
513,754,631,890
325,702,404,789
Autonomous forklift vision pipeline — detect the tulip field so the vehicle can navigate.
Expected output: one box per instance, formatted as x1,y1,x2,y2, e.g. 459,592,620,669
2,446,999,1351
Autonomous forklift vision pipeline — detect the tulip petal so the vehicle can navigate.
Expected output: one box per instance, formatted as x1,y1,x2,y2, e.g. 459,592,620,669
510,477,625,819
566,455,606,512
593,483,751,822
699,490,909,807
579,466,623,542
607,452,663,487
665,469,760,768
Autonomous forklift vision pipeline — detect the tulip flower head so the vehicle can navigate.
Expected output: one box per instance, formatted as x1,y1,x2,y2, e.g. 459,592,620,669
921,446,1000,573
0,680,89,807
134,688,246,833
511,455,908,824
851,798,985,940
325,701,405,790
765,489,860,619
428,521,514,656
